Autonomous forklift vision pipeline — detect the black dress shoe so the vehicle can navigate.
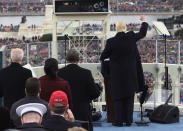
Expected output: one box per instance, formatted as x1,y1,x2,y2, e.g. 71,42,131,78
112,122,123,127
125,123,132,127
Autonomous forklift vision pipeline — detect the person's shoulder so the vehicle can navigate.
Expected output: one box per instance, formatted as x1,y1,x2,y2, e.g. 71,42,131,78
39,75,47,80
0,65,11,73
11,97,26,110
78,66,90,73
58,66,67,72
38,98,48,107
107,37,114,42
22,66,32,72
57,76,69,83
126,31,135,35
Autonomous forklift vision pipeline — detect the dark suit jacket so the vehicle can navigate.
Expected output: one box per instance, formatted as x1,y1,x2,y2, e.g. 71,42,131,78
0,62,32,109
10,96,49,127
100,22,148,101
17,123,47,131
58,64,100,131
43,115,80,131
58,64,100,104
39,75,73,108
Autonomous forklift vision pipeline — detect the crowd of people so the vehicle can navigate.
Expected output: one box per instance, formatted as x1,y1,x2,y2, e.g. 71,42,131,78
110,0,183,12
0,24,19,32
0,23,151,33
0,0,52,14
110,23,152,31
138,40,180,64
1,38,183,67
0,48,100,131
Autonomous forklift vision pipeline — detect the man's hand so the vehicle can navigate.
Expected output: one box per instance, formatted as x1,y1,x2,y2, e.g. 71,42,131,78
140,15,147,22
64,108,75,122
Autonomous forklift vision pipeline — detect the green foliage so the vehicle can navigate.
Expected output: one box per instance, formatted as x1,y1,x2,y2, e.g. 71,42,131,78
174,28,183,39
39,33,52,42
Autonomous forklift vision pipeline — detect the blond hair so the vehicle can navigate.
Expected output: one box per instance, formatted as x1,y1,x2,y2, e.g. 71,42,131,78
116,21,127,32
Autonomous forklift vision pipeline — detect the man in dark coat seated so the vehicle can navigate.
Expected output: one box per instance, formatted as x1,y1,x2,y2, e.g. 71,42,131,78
10,77,49,127
100,16,148,127
0,48,32,109
16,103,47,131
58,49,100,131
43,91,80,131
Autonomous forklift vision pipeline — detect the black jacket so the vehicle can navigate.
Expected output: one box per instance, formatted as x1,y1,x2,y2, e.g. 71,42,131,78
0,63,32,109
100,22,148,100
43,115,80,131
58,64,100,131
58,64,100,104
10,96,49,127
17,123,47,131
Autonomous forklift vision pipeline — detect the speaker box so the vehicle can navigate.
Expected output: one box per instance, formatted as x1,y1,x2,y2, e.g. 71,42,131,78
149,104,179,124
55,0,108,13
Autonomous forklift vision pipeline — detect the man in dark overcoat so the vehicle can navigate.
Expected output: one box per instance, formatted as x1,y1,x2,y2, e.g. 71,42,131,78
100,16,148,126
58,49,100,131
0,48,32,109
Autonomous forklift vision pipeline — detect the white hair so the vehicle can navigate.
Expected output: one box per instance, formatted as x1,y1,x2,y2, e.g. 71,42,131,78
10,48,24,62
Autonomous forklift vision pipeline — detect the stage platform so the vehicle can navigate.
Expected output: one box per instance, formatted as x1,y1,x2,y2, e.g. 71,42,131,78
94,112,183,131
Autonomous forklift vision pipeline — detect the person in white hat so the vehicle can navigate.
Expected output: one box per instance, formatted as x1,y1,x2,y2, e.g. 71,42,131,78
16,103,47,131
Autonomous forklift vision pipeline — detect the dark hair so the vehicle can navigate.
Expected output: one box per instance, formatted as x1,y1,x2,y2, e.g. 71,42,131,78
44,58,58,79
0,106,10,130
66,49,79,63
49,106,66,114
25,77,41,96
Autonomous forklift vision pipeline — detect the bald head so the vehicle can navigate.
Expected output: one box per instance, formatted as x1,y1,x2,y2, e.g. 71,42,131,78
116,21,127,33
11,48,24,63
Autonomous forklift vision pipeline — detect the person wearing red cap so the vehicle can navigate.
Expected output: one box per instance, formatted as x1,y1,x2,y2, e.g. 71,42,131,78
43,91,80,131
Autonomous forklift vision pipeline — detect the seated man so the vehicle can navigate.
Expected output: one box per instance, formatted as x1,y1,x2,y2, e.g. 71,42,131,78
16,103,47,131
43,91,80,131
10,78,49,127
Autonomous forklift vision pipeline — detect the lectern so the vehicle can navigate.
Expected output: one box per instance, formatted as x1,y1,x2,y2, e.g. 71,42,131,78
101,60,114,122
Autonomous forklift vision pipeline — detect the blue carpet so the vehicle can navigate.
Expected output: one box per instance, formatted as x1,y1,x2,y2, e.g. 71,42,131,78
94,112,183,131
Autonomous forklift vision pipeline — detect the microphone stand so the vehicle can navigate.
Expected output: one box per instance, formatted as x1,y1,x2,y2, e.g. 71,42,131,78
135,88,149,126
164,34,169,90
64,34,68,67
135,103,149,126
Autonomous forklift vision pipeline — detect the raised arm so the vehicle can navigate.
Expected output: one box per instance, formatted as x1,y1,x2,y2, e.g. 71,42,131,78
133,16,149,41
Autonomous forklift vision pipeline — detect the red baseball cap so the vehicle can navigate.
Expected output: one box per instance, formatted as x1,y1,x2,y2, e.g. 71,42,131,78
49,91,68,108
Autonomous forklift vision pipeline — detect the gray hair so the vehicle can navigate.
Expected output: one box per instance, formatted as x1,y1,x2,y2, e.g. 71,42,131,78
66,49,79,63
10,48,24,62
21,112,41,124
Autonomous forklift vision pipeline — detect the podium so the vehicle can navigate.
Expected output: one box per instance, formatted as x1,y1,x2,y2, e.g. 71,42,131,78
101,60,114,122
